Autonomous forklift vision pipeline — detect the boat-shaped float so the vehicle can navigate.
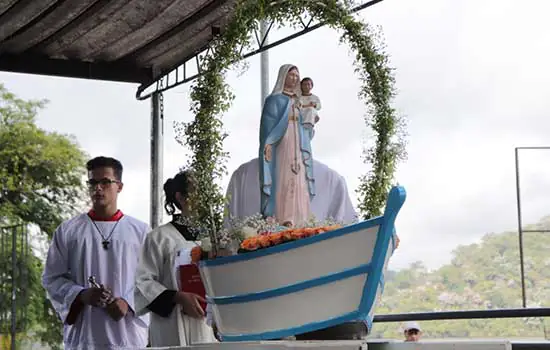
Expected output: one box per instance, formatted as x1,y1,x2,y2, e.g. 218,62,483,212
199,186,406,341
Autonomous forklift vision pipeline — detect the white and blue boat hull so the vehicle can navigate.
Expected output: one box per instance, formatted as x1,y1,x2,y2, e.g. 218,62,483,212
199,186,406,341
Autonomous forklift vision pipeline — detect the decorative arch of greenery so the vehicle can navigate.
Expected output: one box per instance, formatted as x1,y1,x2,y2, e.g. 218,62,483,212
178,0,406,237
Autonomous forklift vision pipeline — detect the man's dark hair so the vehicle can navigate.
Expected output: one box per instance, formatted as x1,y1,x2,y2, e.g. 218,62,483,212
86,156,123,181
301,77,314,87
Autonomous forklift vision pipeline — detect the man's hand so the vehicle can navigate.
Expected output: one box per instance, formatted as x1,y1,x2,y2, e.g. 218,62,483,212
174,292,206,319
105,298,129,322
79,287,112,307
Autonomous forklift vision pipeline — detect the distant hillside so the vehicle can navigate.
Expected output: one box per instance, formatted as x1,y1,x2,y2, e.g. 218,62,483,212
370,216,550,339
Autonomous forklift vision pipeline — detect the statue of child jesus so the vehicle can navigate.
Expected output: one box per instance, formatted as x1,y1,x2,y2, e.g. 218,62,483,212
300,77,321,141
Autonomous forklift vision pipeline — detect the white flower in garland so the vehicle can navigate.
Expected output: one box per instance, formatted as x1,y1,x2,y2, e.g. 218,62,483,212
241,226,257,239
200,237,213,252
199,211,354,255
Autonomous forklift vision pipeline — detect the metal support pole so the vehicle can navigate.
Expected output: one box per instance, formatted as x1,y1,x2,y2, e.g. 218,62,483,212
10,227,16,350
150,92,164,229
514,147,527,308
260,20,270,105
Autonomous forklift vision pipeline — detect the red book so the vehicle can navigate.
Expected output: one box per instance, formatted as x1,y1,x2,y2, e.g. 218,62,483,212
179,263,207,313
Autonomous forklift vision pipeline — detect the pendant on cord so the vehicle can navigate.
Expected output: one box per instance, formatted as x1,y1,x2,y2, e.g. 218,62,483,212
102,240,110,250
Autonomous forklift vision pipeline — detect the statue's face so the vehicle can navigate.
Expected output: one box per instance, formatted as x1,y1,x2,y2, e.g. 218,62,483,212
284,68,299,89
301,79,313,94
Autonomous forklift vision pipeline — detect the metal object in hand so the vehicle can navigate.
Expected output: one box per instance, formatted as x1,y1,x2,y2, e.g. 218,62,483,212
88,276,115,307
88,276,101,289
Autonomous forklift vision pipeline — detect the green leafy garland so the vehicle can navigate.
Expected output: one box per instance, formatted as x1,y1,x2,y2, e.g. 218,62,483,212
177,0,406,237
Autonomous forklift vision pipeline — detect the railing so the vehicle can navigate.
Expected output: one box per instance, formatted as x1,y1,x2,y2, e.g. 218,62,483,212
0,224,29,350
372,308,550,349
373,308,550,322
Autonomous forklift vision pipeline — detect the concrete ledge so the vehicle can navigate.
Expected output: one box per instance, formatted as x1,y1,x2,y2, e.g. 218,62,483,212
146,339,550,350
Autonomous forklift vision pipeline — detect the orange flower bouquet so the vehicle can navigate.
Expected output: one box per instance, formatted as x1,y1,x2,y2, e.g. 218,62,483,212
238,224,343,253
194,213,348,258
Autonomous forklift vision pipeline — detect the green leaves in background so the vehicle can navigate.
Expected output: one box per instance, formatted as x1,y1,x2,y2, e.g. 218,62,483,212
0,84,88,349
372,216,550,340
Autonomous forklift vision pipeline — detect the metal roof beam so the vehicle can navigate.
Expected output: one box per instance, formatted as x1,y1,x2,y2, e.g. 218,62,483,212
0,53,152,83
135,0,384,100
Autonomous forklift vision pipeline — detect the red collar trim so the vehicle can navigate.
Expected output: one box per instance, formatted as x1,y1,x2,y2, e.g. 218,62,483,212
87,209,124,222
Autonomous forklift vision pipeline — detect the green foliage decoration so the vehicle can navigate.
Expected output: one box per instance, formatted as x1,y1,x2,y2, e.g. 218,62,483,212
176,0,406,238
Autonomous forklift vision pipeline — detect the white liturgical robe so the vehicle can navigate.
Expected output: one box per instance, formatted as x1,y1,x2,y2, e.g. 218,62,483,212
42,213,150,350
226,158,357,224
134,223,218,347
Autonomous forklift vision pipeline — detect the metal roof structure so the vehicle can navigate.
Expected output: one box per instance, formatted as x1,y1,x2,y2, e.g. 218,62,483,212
0,0,237,87
0,0,383,99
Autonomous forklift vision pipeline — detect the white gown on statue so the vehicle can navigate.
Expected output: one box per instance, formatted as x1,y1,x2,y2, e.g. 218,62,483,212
226,157,357,224
300,93,321,126
134,223,218,347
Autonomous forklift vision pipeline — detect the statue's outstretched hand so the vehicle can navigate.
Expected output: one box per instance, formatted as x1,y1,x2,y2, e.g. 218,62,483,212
264,144,272,162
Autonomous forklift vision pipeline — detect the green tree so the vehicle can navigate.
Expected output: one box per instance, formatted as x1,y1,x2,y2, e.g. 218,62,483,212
0,84,88,349
0,84,87,234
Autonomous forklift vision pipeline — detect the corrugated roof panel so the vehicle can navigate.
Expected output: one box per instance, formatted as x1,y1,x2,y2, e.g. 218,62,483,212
133,2,233,65
0,0,99,54
38,0,144,57
0,0,235,84
92,0,210,61
142,4,235,73
0,0,59,43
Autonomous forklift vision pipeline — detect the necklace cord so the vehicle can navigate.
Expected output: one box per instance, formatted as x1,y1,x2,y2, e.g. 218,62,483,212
90,217,121,247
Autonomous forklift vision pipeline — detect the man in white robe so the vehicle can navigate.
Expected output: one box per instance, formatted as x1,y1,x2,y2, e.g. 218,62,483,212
42,156,150,349
226,157,357,224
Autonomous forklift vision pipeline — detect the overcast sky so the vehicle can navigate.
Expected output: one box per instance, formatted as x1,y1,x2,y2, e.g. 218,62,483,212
3,0,550,270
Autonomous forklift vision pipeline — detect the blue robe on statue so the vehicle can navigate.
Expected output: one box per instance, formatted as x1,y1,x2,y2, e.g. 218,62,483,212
259,92,315,218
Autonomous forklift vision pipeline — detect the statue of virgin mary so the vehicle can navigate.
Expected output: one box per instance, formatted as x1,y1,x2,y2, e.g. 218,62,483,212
259,64,315,227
